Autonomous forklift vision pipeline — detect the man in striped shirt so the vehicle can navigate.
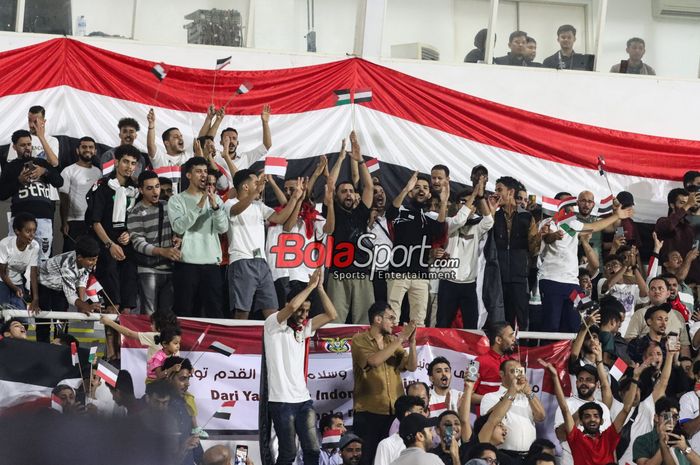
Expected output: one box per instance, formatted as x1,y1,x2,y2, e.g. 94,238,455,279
127,170,181,315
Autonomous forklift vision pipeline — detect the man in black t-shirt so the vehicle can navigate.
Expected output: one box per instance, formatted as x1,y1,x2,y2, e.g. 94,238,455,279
0,129,63,264
327,131,375,324
542,24,591,71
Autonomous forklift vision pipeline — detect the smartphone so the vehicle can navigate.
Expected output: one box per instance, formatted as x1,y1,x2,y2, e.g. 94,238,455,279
615,226,624,237
512,367,525,378
694,239,700,250
234,445,248,465
668,331,679,350
466,360,480,382
445,424,453,444
528,194,536,205
24,161,35,171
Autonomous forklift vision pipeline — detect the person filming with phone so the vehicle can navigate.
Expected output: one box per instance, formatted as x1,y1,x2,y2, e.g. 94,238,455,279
656,188,700,287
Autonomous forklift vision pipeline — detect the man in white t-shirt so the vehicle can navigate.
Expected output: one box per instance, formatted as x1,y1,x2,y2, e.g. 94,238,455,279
680,361,700,453
264,268,337,465
0,213,40,311
426,356,463,416
481,360,545,454
146,108,193,192
539,191,633,333
226,170,302,320
375,396,427,465
59,136,102,252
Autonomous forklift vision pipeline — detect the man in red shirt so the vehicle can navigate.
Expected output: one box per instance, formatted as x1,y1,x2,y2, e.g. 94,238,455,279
472,321,516,407
541,357,639,465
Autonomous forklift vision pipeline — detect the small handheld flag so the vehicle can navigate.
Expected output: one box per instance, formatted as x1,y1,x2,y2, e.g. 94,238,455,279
216,56,231,71
365,158,379,174
154,165,182,179
85,275,103,303
50,394,63,413
554,210,584,237
88,346,98,364
569,289,585,307
213,400,236,420
333,89,351,106
195,326,211,347
236,82,252,95
354,88,373,104
557,196,577,211
102,159,115,176
209,341,235,357
609,357,628,381
264,157,288,178
151,63,167,81
96,359,119,387
321,428,343,446
541,196,559,214
70,342,79,366
598,195,614,216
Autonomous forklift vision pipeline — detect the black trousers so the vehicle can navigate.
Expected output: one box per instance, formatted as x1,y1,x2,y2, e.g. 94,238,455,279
95,245,138,309
172,262,223,318
36,284,68,343
503,281,529,330
436,280,479,329
352,411,394,465
62,221,89,253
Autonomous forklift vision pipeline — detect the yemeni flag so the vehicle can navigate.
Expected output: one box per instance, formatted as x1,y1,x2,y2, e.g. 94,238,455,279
102,158,115,176
321,428,343,446
216,56,231,71
96,359,119,387
598,194,614,216
541,196,559,215
213,400,236,420
209,341,235,357
88,346,98,364
70,342,79,366
50,394,63,413
151,63,167,81
354,88,372,103
609,357,628,381
264,157,287,177
557,196,577,211
569,289,585,307
366,158,379,174
333,89,351,106
85,274,102,303
0,338,84,409
154,165,182,179
236,81,253,95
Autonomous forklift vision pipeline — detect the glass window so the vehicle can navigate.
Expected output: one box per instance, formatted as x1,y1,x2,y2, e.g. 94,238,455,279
0,0,17,32
23,0,71,35
70,0,135,39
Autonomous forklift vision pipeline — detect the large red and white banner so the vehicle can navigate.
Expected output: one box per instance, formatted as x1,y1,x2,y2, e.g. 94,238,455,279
120,316,571,444
0,38,696,222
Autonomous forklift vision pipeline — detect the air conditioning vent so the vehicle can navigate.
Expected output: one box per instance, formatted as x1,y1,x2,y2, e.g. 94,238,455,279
390,43,440,61
652,0,700,18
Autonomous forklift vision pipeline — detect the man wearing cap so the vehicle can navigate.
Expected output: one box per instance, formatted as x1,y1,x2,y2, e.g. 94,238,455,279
376,396,427,465
390,413,443,465
339,434,363,465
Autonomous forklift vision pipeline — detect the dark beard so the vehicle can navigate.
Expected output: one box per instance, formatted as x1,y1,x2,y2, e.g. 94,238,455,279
78,154,93,163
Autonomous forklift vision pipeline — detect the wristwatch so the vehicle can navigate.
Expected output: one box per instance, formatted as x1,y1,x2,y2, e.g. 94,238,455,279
527,392,536,401
683,447,692,456
104,241,113,249
358,159,366,164
501,394,516,401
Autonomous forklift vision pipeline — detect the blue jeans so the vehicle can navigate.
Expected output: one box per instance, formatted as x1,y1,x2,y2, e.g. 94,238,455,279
269,400,319,465
0,281,25,309
539,279,581,332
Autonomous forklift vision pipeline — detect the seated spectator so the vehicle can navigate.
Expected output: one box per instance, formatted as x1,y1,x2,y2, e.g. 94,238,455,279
429,409,473,465
522,439,556,465
159,176,174,202
375,395,427,465
633,397,699,465
680,361,700,452
319,412,346,465
392,413,442,465
108,370,140,415
388,382,431,436
597,296,625,357
542,25,590,70
610,38,655,75
0,213,39,311
147,328,182,382
52,384,78,413
525,37,542,66
464,28,488,63
598,248,649,332
162,356,206,439
338,435,362,465
467,443,505,465
202,444,256,465
494,31,529,66
1,317,28,339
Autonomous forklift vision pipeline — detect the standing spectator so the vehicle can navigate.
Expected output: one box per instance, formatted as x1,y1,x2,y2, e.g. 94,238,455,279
576,191,602,264
494,31,529,66
525,37,541,66
472,321,516,407
386,171,447,326
428,408,474,465
36,236,101,342
626,304,677,363
684,170,700,191
0,129,63,264
0,213,39,311
481,360,545,456
88,145,139,314
437,179,494,329
543,358,638,465
226,170,301,319
352,302,417,465
159,177,174,202
339,435,363,465
542,25,589,70
264,269,337,465
464,28,488,63
368,183,392,303
656,188,700,285
99,117,150,177
168,156,228,318
391,413,442,465
427,357,463,415
327,131,374,324
680,361,700,453
127,171,180,315
492,176,540,330
633,397,699,465
375,396,428,465
610,38,656,75
59,136,102,252
25,105,59,166
598,248,649,329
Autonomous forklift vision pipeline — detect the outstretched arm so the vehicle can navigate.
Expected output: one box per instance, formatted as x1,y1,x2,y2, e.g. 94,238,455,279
540,359,575,435
311,273,338,331
276,269,322,324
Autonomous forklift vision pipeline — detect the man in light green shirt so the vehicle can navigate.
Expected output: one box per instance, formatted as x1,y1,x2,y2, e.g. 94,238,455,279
167,157,228,318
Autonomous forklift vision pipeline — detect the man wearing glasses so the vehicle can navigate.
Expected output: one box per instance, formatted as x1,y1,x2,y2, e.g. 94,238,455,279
576,191,603,267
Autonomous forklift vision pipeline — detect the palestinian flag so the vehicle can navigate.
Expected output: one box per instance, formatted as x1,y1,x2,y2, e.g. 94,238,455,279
0,338,83,409
541,196,559,215
102,158,115,176
365,158,379,174
96,359,119,387
569,289,584,307
333,89,351,106
85,274,102,303
151,63,167,81
609,357,628,381
209,341,235,357
154,165,182,179
88,346,98,364
321,428,343,446
554,210,584,237
264,157,288,177
236,82,253,95
70,342,79,366
557,196,577,211
354,88,372,103
50,394,63,413
598,194,614,216
213,400,236,420
216,56,231,71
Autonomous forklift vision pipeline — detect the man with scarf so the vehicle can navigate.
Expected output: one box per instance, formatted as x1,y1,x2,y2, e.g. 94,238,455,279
385,171,448,326
264,268,338,465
